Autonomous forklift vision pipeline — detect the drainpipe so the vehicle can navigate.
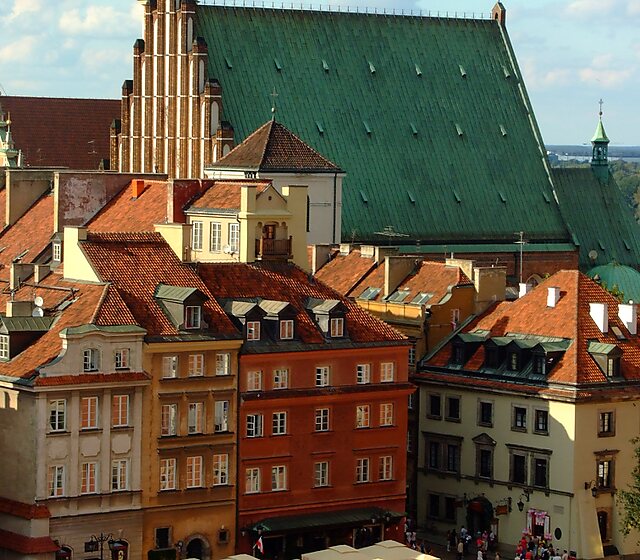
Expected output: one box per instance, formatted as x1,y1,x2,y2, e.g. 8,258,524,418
332,172,337,244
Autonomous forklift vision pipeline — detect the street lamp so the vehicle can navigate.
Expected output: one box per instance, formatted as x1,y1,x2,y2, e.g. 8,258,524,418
517,489,531,512
584,480,598,498
89,533,114,560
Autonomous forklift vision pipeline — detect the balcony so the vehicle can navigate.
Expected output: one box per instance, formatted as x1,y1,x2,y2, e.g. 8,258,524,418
255,236,292,260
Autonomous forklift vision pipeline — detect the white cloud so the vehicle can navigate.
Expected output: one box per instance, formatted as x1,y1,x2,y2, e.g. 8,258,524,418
520,57,572,90
8,0,44,21
628,0,640,15
59,5,139,37
0,36,37,64
80,47,130,74
565,0,616,17
579,67,634,88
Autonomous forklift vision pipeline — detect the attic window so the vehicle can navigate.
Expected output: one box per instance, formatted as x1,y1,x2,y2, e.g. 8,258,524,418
410,123,418,136
359,190,369,203
543,192,551,203
459,65,467,78
368,61,376,74
52,241,62,262
247,320,261,341
322,59,330,72
508,351,519,371
607,356,621,377
359,287,381,301
452,344,466,365
500,124,507,137
280,319,294,340
415,64,422,76
624,240,632,251
185,306,202,329
83,348,100,372
499,192,507,203
316,121,324,134
587,341,623,378
455,124,464,137
330,317,344,337
407,191,416,203
453,190,462,203
611,326,626,340
0,335,9,360
502,66,511,79
598,240,606,251
363,121,372,135
274,58,282,72
386,290,410,303
224,56,233,69
411,292,433,305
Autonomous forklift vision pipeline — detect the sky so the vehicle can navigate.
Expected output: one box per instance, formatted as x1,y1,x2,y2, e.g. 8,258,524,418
1,0,639,145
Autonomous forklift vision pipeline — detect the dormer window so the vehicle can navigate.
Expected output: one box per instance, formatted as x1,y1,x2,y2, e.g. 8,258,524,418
0,335,9,360
452,345,466,365
533,355,545,375
607,357,620,377
247,321,261,341
115,348,130,370
280,319,294,340
509,352,519,371
52,241,62,262
587,341,623,379
185,306,202,329
83,348,100,372
330,317,344,338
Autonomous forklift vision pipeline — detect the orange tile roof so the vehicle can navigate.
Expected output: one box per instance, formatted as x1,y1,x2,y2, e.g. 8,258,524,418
190,180,272,211
88,180,170,232
36,371,148,387
0,496,50,519
0,96,119,169
349,260,386,299
212,120,342,173
425,270,640,388
92,284,139,326
197,261,405,344
0,188,6,228
81,232,239,338
314,249,377,295
0,529,58,554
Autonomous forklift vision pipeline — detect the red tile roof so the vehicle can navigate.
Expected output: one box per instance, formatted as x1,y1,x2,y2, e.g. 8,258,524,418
36,371,148,387
212,120,342,173
0,96,119,169
92,284,139,326
190,180,272,211
0,529,58,554
197,261,405,344
0,496,50,519
314,249,377,295
424,270,640,388
80,232,239,338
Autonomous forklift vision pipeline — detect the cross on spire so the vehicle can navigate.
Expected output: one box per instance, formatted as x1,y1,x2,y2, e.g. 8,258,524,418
270,87,279,118
598,98,604,117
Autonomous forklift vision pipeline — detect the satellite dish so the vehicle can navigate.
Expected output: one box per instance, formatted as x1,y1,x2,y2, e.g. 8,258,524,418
588,250,598,261
32,307,44,318
34,296,44,307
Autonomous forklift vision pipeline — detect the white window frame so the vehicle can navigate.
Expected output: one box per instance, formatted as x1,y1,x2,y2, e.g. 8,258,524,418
246,320,261,341
315,366,330,387
280,319,294,340
213,453,229,486
356,458,369,483
185,305,202,329
52,240,62,262
188,402,204,434
356,404,370,428
192,220,203,250
111,459,129,491
272,411,287,435
188,353,204,377
112,395,129,427
271,465,287,491
80,396,99,430
48,465,65,497
246,467,260,494
49,399,66,432
215,400,229,432
314,461,329,487
160,457,177,491
229,222,240,253
162,355,178,378
380,403,394,426
273,369,289,389
83,348,100,372
247,370,262,391
81,462,98,494
246,413,263,437
210,221,222,252
356,364,371,384
330,317,344,337
315,408,329,432
161,403,178,436
379,455,393,481
215,352,230,376
186,455,203,488
114,348,130,370
380,362,395,382
0,335,9,359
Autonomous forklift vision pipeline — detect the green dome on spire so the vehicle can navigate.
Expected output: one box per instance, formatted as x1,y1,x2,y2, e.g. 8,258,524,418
591,117,609,144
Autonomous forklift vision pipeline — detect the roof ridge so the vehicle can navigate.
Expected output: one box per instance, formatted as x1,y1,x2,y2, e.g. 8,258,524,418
89,283,111,325
259,120,275,166
270,120,340,170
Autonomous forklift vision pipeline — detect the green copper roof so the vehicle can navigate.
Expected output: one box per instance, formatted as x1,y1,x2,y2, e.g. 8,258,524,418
551,168,640,269
591,118,610,143
588,262,640,303
196,7,570,244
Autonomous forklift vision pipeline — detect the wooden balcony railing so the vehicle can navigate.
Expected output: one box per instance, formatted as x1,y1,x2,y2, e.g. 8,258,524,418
255,237,293,259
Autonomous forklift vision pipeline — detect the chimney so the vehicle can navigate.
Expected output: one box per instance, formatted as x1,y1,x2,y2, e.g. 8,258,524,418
519,283,532,298
10,263,34,290
547,287,561,308
339,243,351,256
618,303,637,335
590,302,609,333
33,264,50,284
384,256,417,299
131,179,146,198
6,300,33,317
310,244,332,274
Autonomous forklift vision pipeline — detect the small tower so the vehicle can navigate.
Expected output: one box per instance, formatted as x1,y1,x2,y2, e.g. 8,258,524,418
591,99,610,182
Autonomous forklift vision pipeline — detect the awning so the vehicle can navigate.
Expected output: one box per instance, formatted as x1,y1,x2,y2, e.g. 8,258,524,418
251,507,404,533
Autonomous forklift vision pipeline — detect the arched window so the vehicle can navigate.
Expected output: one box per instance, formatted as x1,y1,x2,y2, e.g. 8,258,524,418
56,546,73,560
210,102,219,136
198,60,205,93
187,18,193,52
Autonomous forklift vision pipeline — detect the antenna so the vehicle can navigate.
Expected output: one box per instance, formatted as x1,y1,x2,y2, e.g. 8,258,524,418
270,87,279,116
514,231,528,284
374,226,410,247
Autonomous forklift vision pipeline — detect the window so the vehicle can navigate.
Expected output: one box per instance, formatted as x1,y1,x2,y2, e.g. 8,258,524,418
513,406,527,431
215,353,230,376
509,352,519,371
408,392,416,410
356,364,371,384
510,453,527,484
379,456,393,481
246,468,260,493
607,357,621,377
599,411,615,436
273,369,288,389
0,335,8,360
330,317,344,337
80,396,99,429
478,449,493,479
272,411,287,435
315,408,329,432
48,465,65,497
380,403,394,426
445,497,457,521
409,345,416,367
315,366,330,387
452,345,466,365
356,405,370,428
446,396,461,421
314,461,329,487
534,410,549,434
188,354,204,376
428,494,439,518
247,370,262,391
49,399,66,432
53,241,62,262
247,321,261,341
112,395,129,427
229,223,240,253
81,462,98,494
533,457,548,488
185,306,201,329
188,402,204,434
446,444,459,473
428,394,442,419
246,413,263,437
271,465,287,491
478,401,493,426
533,355,546,375
215,400,229,432
356,458,370,483
186,456,203,488
598,459,613,489
83,348,100,372
210,222,222,252
280,320,294,340
451,308,460,326
161,404,178,436
192,220,203,250
111,459,129,491
162,355,178,378
426,437,461,474
213,454,228,485
428,442,440,470
155,528,170,549
160,458,177,491
380,362,395,382
115,348,130,370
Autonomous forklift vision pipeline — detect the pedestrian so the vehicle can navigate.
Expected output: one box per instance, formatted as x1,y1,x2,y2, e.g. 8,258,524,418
458,538,465,560
478,549,484,560
449,531,457,553
495,552,501,560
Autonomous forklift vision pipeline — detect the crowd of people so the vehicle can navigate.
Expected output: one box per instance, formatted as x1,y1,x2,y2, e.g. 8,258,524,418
446,527,497,560
514,535,570,560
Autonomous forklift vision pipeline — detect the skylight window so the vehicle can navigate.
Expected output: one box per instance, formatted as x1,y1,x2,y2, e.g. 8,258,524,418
543,192,551,203
459,65,467,78
455,124,464,137
274,58,282,72
624,240,632,251
386,290,410,303
363,121,372,135
224,56,233,70
499,192,507,203
611,326,626,340
415,64,422,76
453,190,462,203
410,123,418,136
502,66,511,79
322,59,329,72
316,121,324,134
407,191,416,204
359,287,381,301
411,292,433,305
359,190,369,203
368,61,376,74
598,240,606,251
500,124,507,137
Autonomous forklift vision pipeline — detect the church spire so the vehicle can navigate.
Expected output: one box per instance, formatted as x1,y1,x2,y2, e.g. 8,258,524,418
591,99,610,180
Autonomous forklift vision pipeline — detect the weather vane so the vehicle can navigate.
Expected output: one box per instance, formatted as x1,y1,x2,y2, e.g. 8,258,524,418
598,98,604,117
271,87,279,116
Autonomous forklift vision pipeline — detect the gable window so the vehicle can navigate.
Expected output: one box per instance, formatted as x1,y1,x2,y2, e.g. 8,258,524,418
599,411,615,436
210,222,222,252
192,221,203,250
273,369,288,389
112,395,129,427
83,348,100,372
315,366,330,387
513,406,527,431
534,410,549,435
49,399,67,432
246,467,260,493
357,364,371,384
184,306,201,329
246,413,263,437
80,396,99,430
162,355,178,378
380,362,395,382
188,354,204,376
215,352,230,376
229,223,240,253
246,321,261,341
280,319,294,340
247,370,262,392
330,317,344,337
115,348,130,370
